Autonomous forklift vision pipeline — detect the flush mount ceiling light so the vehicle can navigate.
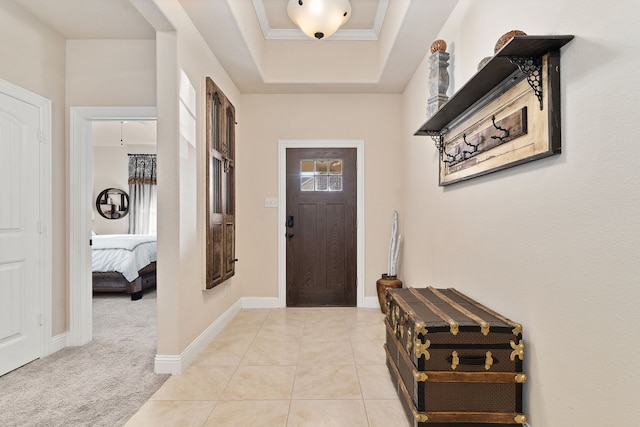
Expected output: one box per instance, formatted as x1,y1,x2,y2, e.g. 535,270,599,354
287,0,352,40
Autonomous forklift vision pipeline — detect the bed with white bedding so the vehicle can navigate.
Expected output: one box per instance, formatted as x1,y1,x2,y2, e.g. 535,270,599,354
91,234,157,300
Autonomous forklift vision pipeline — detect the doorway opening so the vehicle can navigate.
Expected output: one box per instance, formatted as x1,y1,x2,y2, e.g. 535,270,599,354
69,107,157,346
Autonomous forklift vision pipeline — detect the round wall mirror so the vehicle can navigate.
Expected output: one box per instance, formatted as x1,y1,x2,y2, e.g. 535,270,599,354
96,188,129,219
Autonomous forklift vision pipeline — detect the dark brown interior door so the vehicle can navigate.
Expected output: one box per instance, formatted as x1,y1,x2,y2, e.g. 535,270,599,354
286,148,357,306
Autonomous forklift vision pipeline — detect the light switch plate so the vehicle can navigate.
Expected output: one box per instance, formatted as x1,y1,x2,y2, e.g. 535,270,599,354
264,197,278,208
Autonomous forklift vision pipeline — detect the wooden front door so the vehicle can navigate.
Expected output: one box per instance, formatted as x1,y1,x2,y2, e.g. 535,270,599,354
286,148,357,306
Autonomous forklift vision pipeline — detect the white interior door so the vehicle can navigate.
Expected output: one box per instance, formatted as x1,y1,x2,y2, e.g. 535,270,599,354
0,91,42,376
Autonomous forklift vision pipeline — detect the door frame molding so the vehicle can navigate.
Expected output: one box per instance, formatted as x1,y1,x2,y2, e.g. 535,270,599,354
0,78,52,357
278,139,365,307
69,106,157,346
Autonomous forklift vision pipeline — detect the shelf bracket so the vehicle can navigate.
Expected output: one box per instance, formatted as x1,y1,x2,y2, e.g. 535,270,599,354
431,134,444,152
508,56,543,110
431,133,458,164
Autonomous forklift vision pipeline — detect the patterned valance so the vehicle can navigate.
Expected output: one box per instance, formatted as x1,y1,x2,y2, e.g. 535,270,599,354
128,154,157,185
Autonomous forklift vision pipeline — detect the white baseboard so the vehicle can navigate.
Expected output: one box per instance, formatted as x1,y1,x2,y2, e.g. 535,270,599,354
154,298,242,374
47,332,68,355
241,296,282,308
153,354,182,375
363,296,381,308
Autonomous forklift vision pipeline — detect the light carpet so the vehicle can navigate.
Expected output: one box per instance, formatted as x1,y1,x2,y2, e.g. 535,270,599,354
0,289,169,427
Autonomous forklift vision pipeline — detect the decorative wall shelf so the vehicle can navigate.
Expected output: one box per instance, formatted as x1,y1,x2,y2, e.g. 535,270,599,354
415,35,574,186
96,188,129,219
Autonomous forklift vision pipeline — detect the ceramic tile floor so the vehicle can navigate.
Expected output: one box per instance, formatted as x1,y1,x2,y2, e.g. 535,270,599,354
125,307,411,427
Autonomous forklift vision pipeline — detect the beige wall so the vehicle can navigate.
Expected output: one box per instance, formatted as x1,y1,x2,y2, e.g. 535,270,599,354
238,94,404,301
65,39,156,107
402,0,640,425
151,0,243,355
0,0,66,335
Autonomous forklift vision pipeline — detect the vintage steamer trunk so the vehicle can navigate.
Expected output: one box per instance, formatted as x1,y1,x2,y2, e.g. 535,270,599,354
384,287,527,426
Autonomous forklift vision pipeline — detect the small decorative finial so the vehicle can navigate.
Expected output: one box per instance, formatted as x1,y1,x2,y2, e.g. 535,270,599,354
494,30,527,53
477,56,492,70
430,39,447,54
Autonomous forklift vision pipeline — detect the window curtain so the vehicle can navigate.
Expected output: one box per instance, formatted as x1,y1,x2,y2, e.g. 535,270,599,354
128,154,157,235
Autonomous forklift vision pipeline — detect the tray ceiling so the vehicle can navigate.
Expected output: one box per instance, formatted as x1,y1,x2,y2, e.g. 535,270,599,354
10,0,459,93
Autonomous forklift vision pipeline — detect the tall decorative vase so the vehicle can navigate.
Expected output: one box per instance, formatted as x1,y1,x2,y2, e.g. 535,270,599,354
376,274,403,314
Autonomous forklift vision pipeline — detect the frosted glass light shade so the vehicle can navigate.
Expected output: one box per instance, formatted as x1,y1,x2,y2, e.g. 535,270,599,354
287,0,352,40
